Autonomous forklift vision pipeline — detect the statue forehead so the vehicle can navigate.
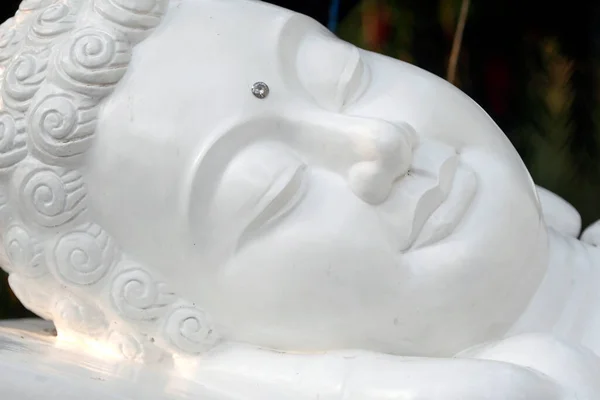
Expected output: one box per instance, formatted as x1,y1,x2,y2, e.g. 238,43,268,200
97,0,319,132
161,0,309,43
145,0,332,77
93,0,330,177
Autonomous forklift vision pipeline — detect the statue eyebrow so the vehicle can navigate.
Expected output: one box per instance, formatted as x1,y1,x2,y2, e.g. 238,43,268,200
276,13,332,82
181,118,280,227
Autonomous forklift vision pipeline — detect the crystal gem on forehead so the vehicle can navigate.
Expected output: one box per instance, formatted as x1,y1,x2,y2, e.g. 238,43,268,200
251,82,269,99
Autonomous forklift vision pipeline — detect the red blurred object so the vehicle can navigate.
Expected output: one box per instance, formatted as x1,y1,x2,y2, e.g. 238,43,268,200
361,1,392,50
484,57,511,116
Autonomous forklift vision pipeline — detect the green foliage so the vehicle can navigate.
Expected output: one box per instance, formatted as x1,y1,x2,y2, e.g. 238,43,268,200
514,39,599,226
522,39,577,192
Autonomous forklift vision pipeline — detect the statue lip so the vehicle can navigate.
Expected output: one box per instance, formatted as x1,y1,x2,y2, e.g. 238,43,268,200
408,164,477,250
384,140,477,252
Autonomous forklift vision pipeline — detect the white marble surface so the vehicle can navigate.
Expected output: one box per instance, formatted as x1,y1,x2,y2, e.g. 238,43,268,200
0,320,230,400
0,0,600,398
2,319,600,399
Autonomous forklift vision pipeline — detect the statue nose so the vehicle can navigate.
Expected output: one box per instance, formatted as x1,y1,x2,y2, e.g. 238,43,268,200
285,112,418,203
348,120,418,204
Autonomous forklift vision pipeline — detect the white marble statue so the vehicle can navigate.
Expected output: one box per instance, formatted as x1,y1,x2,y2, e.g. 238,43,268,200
0,0,600,398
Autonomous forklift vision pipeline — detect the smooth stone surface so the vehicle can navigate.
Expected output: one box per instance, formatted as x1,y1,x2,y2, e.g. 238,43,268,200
2,319,600,400
0,320,231,400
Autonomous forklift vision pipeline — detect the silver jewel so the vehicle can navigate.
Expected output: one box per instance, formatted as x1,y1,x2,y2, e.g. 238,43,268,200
251,82,269,99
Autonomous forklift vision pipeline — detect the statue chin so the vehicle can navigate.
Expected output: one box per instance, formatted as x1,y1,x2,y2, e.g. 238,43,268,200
0,0,598,399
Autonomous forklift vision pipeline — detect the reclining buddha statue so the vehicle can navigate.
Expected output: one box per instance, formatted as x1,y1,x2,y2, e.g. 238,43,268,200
1,0,600,398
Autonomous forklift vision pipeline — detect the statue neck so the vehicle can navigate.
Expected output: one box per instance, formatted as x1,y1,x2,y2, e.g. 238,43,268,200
508,229,600,355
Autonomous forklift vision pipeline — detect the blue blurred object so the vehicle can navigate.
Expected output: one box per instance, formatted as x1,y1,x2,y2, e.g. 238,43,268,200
328,0,341,32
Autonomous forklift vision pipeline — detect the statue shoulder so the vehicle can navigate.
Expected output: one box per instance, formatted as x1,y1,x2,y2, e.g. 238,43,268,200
582,220,600,246
537,185,581,237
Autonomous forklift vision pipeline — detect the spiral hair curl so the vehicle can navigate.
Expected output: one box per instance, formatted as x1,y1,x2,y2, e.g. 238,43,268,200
0,0,220,362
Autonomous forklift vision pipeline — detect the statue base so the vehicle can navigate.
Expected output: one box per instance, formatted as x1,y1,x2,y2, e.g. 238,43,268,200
0,319,227,400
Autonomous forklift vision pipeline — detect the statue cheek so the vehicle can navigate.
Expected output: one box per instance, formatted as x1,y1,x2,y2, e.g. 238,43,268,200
225,218,397,291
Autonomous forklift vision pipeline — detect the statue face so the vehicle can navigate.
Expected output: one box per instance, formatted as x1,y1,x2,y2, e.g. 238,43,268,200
87,0,548,356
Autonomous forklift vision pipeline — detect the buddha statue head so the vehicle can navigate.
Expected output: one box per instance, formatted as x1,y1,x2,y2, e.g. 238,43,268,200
0,0,548,362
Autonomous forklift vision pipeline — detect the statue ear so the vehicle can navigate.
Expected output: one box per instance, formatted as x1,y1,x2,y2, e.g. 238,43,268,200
536,185,581,238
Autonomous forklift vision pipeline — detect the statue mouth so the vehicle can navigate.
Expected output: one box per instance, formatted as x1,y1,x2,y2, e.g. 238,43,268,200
382,142,477,252
409,164,477,249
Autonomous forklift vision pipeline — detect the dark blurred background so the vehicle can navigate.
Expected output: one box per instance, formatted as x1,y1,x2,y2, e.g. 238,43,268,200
1,0,599,319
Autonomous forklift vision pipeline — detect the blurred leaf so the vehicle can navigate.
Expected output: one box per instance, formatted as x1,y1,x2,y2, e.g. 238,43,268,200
439,0,463,37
